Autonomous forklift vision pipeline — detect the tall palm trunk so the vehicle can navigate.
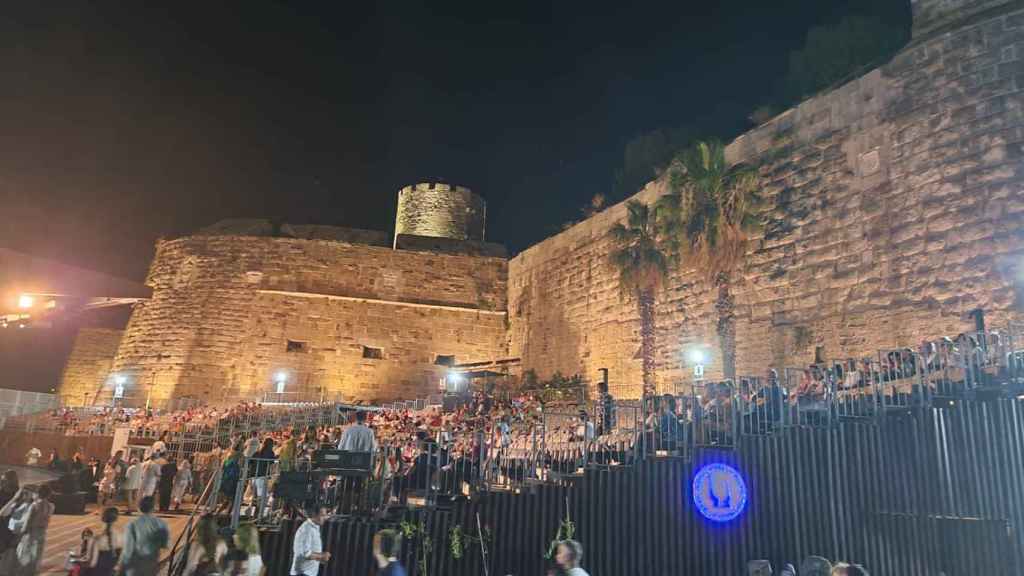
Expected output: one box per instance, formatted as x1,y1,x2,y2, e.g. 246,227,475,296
638,286,657,397
714,272,736,381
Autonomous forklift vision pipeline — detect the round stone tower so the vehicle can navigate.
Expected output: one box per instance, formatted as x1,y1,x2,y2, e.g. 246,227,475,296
393,182,486,247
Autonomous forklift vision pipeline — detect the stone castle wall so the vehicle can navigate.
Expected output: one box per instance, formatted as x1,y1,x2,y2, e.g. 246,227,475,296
104,235,507,406
59,328,124,406
510,2,1024,397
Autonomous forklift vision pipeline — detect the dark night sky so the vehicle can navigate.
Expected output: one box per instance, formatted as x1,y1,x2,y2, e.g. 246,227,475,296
0,1,911,280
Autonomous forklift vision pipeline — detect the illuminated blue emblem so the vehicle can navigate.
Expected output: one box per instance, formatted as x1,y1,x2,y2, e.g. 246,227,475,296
692,463,747,522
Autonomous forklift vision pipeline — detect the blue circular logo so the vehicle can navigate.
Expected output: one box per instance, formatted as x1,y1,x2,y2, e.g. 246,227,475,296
692,463,747,522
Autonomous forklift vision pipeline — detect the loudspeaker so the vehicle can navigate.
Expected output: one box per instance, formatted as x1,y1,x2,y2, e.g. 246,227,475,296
53,492,86,515
274,471,314,502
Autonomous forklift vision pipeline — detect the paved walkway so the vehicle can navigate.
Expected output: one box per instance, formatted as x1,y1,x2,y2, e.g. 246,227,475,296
38,506,193,575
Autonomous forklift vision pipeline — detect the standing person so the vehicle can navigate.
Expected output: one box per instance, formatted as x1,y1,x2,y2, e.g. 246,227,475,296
372,528,406,576
47,449,65,473
0,470,19,557
251,438,276,520
140,455,161,509
337,411,376,452
24,448,41,467
171,459,193,511
86,507,122,576
116,496,170,576
183,514,227,576
12,484,54,576
243,431,260,459
97,460,118,506
277,431,298,473
0,487,33,574
218,444,243,513
123,458,142,514
290,504,330,576
233,522,264,576
554,539,589,576
158,456,177,512
151,431,169,457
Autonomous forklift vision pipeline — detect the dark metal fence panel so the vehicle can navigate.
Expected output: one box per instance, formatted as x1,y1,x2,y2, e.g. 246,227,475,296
259,398,1024,576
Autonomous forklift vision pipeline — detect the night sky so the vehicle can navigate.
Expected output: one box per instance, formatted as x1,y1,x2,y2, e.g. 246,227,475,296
0,1,910,280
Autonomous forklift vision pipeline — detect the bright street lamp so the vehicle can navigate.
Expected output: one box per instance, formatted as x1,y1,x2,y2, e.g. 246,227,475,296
17,294,34,309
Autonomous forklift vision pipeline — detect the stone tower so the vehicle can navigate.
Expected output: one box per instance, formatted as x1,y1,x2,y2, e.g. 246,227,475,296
393,182,486,247
912,0,1013,38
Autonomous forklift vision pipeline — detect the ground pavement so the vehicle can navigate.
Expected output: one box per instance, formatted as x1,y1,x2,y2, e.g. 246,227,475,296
38,505,193,575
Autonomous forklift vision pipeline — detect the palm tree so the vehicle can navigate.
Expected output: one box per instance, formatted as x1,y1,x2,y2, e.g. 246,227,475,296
657,140,762,380
609,200,670,397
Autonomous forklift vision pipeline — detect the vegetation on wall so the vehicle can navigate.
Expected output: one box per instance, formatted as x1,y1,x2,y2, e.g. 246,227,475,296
520,370,587,403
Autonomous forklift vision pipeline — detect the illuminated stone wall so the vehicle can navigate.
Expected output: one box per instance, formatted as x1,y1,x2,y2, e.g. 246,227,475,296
510,1,1024,397
394,183,486,244
58,328,124,406
92,234,507,407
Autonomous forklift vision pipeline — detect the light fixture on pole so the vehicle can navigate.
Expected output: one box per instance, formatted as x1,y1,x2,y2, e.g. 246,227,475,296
274,371,288,394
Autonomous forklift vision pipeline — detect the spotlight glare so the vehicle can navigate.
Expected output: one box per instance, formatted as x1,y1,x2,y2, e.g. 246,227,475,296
687,348,706,365
17,295,34,309
115,375,127,385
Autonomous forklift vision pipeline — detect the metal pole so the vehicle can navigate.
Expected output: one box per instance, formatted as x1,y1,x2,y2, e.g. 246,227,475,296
476,512,490,576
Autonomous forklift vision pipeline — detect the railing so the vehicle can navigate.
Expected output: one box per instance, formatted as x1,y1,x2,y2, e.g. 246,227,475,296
165,467,221,576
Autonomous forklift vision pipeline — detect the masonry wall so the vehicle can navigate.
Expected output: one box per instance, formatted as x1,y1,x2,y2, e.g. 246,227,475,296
510,3,1024,397
58,328,124,406
99,236,507,406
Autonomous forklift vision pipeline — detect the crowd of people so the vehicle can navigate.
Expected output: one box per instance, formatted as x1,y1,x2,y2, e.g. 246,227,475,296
26,401,279,437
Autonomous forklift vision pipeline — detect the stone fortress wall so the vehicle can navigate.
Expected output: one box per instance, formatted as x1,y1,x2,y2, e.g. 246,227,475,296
510,0,1024,396
74,223,507,407
58,328,124,406
56,0,1024,406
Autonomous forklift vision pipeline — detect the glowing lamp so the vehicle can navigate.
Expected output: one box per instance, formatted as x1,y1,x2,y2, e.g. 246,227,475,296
687,348,707,365
114,375,127,385
17,295,34,309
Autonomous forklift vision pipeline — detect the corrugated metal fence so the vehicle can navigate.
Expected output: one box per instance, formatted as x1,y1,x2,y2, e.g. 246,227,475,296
260,398,1024,576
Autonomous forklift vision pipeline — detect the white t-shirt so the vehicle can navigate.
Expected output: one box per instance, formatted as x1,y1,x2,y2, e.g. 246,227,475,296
567,568,590,576
25,448,41,466
141,460,161,495
244,437,260,458
290,519,323,576
125,464,142,490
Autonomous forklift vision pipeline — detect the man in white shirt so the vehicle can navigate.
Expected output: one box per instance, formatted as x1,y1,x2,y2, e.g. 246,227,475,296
575,411,595,442
25,447,42,466
555,539,590,576
291,504,331,576
338,411,375,453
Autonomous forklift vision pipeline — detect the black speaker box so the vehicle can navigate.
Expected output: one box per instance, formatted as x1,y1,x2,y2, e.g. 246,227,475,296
53,492,86,515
